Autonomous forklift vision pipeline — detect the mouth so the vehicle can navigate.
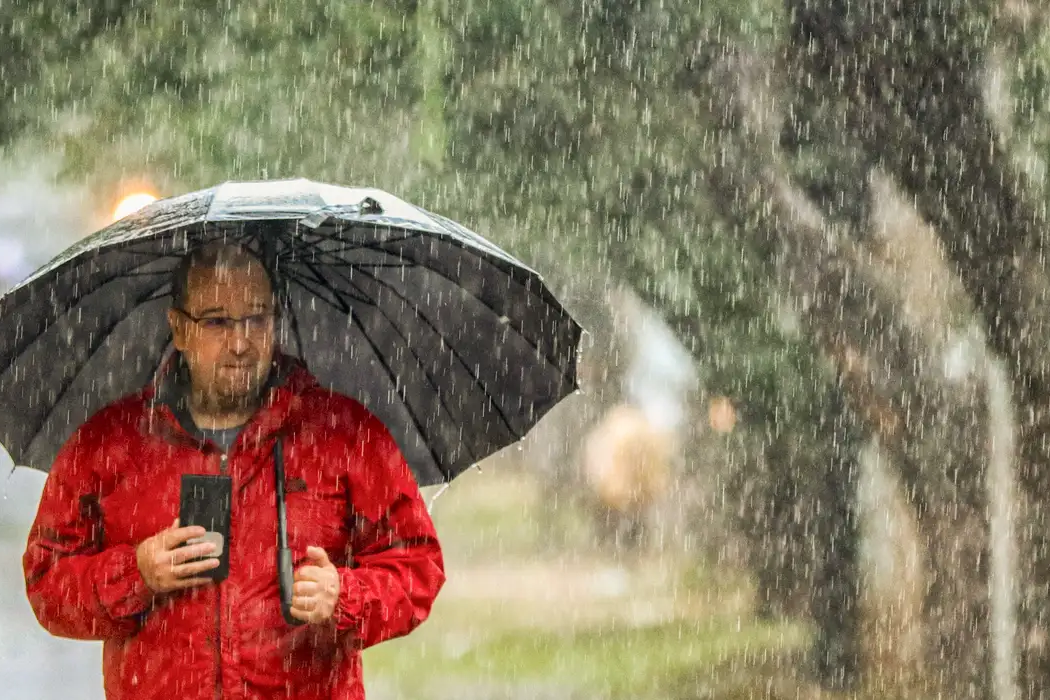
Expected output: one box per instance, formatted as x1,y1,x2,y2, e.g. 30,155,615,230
220,364,255,372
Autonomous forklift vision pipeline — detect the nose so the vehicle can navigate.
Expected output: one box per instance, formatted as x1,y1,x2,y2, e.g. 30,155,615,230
227,322,252,354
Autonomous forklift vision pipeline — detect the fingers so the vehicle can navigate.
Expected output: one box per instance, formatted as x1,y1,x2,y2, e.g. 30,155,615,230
173,557,221,578
293,565,327,582
163,525,209,549
288,557,340,625
149,559,218,593
137,520,220,595
305,546,331,565
170,542,217,565
294,580,337,599
293,580,322,597
289,597,332,625
288,606,313,624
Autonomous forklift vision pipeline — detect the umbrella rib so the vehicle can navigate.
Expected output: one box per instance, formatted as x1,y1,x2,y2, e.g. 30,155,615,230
300,259,374,306
284,233,473,474
277,236,531,439
107,245,188,260
351,304,482,470
283,243,550,434
275,234,376,308
0,257,180,370
145,286,174,302
344,310,457,481
354,237,574,383
279,228,351,267
341,287,504,456
277,280,469,470
333,265,520,440
251,249,458,475
350,263,417,269
8,219,224,309
146,342,174,387
283,267,367,315
22,283,170,450
291,232,538,318
268,234,307,359
286,224,424,259
294,260,417,270
283,271,353,315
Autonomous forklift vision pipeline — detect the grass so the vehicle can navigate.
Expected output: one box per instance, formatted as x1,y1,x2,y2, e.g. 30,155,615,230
360,459,813,700
366,614,810,699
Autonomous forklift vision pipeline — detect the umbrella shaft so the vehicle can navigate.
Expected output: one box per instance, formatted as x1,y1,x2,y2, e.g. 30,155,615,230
274,439,289,550
274,437,301,625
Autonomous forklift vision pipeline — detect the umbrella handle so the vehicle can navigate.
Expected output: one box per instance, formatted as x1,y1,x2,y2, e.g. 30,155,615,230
274,438,304,626
278,548,298,625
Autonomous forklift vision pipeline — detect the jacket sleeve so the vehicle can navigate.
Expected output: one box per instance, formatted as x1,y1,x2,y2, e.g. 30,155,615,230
333,413,446,649
23,415,154,640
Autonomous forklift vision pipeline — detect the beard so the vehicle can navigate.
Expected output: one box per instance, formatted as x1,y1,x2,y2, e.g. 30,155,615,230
194,361,272,414
214,380,266,411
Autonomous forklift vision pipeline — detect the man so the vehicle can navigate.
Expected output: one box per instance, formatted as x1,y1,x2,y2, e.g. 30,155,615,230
23,243,445,699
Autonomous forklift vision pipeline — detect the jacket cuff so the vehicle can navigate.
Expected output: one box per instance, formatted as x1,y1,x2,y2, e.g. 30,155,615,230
93,544,155,620
333,568,365,632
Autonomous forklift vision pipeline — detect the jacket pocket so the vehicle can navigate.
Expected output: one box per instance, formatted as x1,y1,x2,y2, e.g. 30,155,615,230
285,487,350,565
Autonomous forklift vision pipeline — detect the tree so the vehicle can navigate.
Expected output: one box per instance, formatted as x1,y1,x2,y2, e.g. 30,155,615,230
8,0,1042,694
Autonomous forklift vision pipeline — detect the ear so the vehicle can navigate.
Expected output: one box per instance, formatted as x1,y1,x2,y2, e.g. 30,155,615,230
168,308,187,351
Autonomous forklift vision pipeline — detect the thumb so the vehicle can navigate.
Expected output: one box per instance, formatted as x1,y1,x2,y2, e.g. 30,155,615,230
306,546,332,567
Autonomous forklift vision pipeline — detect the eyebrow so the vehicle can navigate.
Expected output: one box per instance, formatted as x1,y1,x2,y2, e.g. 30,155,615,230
190,302,274,317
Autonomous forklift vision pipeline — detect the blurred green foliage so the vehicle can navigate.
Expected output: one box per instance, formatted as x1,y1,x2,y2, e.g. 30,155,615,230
0,0,862,430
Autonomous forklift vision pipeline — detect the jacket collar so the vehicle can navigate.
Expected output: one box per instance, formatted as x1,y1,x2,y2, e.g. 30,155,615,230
143,350,316,450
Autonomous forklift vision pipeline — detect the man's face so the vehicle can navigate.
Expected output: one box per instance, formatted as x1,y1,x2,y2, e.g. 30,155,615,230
168,262,276,410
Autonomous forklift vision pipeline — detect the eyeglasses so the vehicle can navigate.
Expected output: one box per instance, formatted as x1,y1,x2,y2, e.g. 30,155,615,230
175,308,277,335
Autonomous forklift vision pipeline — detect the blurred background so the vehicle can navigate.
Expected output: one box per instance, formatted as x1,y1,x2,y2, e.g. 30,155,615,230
4,1,1050,698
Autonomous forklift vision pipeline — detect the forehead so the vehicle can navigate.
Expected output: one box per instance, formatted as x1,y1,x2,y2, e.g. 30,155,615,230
184,263,273,309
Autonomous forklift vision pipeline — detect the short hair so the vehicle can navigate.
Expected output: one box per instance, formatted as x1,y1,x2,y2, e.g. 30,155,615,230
171,242,275,310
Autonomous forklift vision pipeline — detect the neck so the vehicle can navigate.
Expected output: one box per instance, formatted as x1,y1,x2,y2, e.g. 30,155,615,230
187,389,260,430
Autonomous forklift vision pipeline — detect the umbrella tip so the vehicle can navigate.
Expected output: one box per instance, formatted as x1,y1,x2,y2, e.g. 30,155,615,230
360,197,383,216
425,482,452,513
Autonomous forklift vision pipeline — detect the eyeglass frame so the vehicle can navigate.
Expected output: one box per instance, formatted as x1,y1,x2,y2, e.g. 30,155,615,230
173,307,279,335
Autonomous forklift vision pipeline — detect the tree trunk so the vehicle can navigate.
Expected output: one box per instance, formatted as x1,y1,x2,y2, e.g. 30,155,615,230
678,42,995,695
786,1,1050,695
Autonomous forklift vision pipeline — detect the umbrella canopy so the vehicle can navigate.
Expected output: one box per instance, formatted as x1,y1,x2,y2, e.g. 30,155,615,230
0,178,582,486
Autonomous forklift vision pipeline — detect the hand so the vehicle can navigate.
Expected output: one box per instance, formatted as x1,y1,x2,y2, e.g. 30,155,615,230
135,519,219,594
290,546,340,625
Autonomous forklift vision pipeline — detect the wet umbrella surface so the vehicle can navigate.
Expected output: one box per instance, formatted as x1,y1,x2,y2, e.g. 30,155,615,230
0,178,582,485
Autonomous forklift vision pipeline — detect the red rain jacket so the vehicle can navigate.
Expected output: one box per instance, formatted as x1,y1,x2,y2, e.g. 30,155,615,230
23,355,446,699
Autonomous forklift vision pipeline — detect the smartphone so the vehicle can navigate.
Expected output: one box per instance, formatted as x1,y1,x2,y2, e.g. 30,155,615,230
179,474,232,582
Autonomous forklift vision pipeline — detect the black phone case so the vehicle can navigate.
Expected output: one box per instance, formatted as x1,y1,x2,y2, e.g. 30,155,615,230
179,474,232,582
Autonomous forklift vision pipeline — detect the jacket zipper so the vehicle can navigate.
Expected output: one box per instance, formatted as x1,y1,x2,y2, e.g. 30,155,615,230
215,451,228,700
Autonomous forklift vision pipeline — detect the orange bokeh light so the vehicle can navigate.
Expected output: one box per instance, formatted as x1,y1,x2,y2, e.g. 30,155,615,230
112,192,158,222
708,396,737,433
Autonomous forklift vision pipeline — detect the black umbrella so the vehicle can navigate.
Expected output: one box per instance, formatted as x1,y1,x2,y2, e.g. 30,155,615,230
0,178,582,621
